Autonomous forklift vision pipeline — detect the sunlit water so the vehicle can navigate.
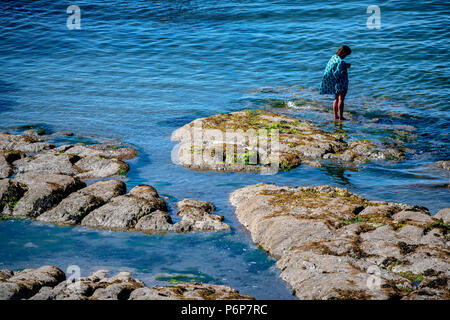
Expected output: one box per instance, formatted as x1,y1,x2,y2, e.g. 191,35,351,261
0,1,448,299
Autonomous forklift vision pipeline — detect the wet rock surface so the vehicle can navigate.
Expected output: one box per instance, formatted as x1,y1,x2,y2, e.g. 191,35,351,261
436,160,450,170
37,180,126,225
0,266,252,300
1,132,132,179
171,110,406,173
230,183,449,300
0,132,229,234
8,172,85,218
129,283,254,300
173,199,230,232
0,132,53,154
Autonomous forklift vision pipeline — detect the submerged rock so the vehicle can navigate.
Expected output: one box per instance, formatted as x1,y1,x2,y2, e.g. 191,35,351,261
0,266,252,300
135,210,174,233
171,110,405,173
230,183,449,300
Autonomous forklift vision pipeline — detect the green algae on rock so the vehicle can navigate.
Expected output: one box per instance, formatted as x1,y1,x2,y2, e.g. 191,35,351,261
230,183,449,300
0,132,230,234
171,109,405,173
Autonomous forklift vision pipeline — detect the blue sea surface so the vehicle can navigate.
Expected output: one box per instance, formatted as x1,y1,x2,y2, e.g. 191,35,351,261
0,1,449,299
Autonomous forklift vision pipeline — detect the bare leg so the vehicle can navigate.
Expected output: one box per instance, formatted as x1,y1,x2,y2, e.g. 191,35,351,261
339,90,347,120
333,95,339,120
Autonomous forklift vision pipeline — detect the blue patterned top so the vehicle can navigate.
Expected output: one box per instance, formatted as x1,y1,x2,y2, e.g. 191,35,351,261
319,54,349,95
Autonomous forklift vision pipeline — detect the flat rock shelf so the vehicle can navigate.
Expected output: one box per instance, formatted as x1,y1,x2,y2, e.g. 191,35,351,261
171,109,406,173
230,183,449,300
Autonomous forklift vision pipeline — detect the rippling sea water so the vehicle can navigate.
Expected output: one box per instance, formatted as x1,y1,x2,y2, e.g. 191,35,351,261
0,1,448,299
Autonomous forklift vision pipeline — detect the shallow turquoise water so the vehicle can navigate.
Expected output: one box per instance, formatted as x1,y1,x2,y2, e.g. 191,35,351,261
0,1,449,299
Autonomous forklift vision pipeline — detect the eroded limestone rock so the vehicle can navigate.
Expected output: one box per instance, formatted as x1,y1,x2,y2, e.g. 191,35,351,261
37,180,126,225
436,160,450,171
0,132,53,154
174,199,230,232
0,266,65,300
171,110,405,173
8,172,85,218
0,266,253,300
230,183,449,300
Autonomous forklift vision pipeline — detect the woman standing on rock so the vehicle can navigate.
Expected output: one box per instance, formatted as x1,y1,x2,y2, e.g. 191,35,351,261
319,45,352,120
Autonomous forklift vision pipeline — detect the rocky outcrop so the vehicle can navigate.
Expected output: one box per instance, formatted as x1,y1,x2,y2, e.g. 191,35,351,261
0,266,65,300
1,179,229,234
8,172,85,218
435,208,450,223
171,110,405,173
0,266,253,300
0,150,24,179
436,160,450,171
172,199,230,232
0,132,229,234
80,185,167,230
230,183,449,300
36,180,126,225
0,132,135,179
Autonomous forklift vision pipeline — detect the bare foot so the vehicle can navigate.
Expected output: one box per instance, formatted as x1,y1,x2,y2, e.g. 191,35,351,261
339,117,347,121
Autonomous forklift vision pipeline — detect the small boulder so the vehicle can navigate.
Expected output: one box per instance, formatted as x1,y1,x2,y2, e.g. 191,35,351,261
13,153,80,176
9,172,85,218
0,155,12,178
128,283,254,300
0,266,65,300
434,208,450,223
0,179,27,213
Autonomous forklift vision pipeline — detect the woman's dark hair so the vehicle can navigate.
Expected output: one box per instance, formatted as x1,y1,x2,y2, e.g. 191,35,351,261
336,45,352,57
